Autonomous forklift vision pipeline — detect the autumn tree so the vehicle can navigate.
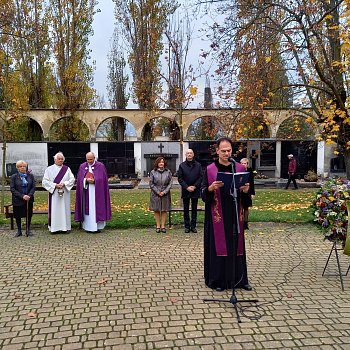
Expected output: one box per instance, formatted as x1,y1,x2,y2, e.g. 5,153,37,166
12,0,53,108
208,0,350,176
114,0,177,110
49,0,97,140
106,28,129,140
160,11,204,159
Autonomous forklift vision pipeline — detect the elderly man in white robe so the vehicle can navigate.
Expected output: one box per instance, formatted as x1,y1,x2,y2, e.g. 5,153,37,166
42,152,75,233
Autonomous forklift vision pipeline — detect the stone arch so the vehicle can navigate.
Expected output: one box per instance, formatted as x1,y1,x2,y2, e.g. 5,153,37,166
96,116,137,141
2,115,43,141
233,114,270,139
186,116,224,140
276,114,317,140
141,116,180,141
49,116,89,141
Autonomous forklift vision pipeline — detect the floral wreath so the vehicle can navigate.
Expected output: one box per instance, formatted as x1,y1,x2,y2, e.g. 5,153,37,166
313,177,350,242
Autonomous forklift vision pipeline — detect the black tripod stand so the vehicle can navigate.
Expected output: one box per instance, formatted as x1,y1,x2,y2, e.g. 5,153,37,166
203,161,258,323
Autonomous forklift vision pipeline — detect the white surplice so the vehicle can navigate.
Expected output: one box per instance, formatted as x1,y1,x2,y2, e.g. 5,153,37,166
82,163,106,232
42,164,75,232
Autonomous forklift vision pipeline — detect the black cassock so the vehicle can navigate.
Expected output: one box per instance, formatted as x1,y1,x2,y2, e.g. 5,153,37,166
201,161,249,290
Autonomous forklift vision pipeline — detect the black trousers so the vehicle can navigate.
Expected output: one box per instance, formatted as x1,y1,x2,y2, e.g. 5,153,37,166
285,174,298,189
183,197,198,229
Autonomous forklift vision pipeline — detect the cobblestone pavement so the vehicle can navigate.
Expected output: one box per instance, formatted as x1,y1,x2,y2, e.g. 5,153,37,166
0,222,350,350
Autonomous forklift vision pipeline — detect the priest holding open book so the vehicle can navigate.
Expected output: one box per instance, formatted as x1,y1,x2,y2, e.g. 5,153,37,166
201,137,252,292
75,152,111,233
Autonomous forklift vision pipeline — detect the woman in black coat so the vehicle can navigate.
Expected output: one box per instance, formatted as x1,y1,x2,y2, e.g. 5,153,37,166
10,160,36,237
240,158,255,230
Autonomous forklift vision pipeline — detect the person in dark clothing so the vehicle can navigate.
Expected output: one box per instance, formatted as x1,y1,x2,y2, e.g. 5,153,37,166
201,138,252,292
10,160,36,237
240,158,255,230
177,149,203,233
285,154,298,189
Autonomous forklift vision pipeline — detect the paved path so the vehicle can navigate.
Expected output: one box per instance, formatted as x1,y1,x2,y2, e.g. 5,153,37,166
0,223,349,349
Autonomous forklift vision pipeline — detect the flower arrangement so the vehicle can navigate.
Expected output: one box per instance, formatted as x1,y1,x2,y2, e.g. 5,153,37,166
313,178,350,242
255,172,268,179
108,176,120,184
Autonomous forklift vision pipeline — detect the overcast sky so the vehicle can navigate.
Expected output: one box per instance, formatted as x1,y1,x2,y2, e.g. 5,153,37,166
89,0,217,108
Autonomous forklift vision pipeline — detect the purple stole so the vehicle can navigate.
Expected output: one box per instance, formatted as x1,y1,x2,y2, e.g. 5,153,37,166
84,166,91,215
207,163,244,257
48,165,68,226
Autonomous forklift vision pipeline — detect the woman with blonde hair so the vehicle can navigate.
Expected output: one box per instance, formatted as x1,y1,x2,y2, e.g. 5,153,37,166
240,157,255,230
10,160,36,237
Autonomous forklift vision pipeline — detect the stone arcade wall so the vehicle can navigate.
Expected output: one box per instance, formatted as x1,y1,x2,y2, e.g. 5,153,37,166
0,140,335,179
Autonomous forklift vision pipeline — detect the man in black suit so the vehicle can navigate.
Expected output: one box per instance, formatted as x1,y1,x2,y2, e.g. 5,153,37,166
177,149,202,233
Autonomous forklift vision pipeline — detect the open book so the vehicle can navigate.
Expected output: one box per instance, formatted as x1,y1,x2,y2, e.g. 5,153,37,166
216,171,250,191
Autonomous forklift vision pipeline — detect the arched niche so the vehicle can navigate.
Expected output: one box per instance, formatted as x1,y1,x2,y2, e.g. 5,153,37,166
276,115,316,140
96,116,137,141
3,116,43,141
49,116,89,141
141,117,180,141
233,115,270,139
187,116,224,140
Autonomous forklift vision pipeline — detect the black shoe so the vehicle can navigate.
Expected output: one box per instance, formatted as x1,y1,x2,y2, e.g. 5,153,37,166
156,228,161,233
161,228,166,233
243,222,249,230
241,284,252,291
185,228,190,233
191,228,197,233
215,287,225,292
26,231,34,237
15,231,22,237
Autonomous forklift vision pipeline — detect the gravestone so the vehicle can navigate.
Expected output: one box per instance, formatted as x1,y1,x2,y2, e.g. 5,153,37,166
142,142,179,176
98,142,136,178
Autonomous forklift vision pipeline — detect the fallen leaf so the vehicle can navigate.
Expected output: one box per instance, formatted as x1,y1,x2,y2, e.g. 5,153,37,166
169,297,178,303
97,278,108,285
26,312,37,318
287,293,293,298
139,251,148,256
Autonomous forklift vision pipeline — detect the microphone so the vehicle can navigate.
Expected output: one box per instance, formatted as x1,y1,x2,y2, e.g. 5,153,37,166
228,157,236,163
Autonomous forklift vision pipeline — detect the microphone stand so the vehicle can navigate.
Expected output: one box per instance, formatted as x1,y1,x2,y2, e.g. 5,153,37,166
203,160,258,323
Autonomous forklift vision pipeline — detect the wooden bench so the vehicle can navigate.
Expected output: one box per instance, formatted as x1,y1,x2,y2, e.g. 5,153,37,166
4,205,75,229
168,206,205,227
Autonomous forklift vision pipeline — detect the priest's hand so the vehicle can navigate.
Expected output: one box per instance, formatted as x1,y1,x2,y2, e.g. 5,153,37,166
23,195,31,201
208,181,224,192
86,178,94,184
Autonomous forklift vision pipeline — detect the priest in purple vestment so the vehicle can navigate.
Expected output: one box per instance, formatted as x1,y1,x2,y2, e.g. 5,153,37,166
74,152,112,232
201,137,252,292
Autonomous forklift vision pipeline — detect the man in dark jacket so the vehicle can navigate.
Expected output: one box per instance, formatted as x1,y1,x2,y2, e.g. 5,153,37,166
177,149,203,233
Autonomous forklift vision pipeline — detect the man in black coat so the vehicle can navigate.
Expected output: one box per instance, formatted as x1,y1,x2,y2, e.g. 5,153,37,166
177,149,203,233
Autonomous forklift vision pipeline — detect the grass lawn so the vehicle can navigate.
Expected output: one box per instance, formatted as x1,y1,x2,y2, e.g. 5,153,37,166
0,187,318,229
